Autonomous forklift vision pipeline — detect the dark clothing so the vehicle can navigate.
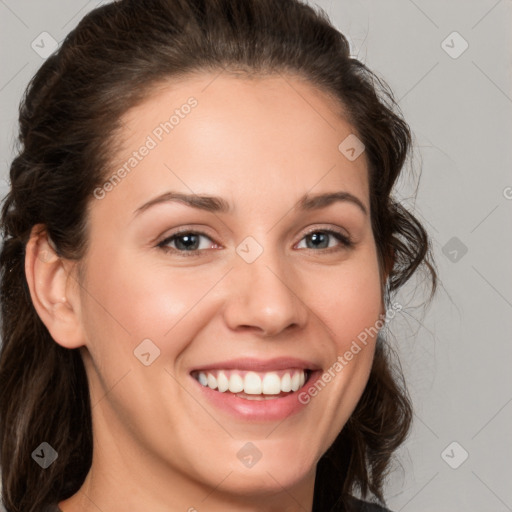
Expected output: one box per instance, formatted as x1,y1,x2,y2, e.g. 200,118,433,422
44,496,392,511
337,495,393,511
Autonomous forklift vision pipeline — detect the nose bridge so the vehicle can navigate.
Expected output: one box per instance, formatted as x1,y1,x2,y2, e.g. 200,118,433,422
223,239,307,336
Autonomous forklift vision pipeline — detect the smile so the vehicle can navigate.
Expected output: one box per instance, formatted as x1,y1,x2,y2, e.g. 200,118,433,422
189,357,321,420
192,369,310,399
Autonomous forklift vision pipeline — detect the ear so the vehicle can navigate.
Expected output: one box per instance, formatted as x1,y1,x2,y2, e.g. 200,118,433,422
24,224,85,349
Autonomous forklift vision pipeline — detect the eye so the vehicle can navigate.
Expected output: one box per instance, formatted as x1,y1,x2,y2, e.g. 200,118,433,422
157,230,219,255
156,227,353,256
296,229,353,251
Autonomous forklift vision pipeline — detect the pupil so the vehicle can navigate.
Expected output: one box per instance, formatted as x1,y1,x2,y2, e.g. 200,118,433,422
176,234,198,250
308,232,328,249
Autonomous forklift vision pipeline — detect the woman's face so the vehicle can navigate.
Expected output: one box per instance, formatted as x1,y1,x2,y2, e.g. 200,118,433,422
71,73,384,506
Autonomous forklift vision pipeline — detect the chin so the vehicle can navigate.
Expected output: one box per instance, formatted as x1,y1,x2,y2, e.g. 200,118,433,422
199,440,319,496
217,463,315,497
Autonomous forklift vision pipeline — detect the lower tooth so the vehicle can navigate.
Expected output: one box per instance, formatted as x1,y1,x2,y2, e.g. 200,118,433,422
236,393,262,400
236,393,282,400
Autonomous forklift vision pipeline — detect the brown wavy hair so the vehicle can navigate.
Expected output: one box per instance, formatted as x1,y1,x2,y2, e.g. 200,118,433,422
0,1,437,511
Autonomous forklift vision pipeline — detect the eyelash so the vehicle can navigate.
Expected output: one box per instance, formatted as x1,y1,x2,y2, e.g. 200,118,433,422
156,227,354,257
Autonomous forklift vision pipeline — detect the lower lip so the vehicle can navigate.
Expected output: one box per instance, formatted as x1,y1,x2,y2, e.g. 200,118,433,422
190,370,322,422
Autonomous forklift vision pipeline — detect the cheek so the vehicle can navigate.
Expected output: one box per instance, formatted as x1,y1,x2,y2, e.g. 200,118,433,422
78,249,225,362
300,248,383,427
309,251,383,349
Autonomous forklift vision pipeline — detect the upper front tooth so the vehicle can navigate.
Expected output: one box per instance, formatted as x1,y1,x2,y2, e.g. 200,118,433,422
198,372,208,386
291,372,300,392
262,372,281,394
244,372,262,394
281,373,292,392
228,373,244,393
207,373,218,390
217,371,229,392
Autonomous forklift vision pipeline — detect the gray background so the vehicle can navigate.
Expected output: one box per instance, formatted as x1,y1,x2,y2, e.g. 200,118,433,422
1,1,511,510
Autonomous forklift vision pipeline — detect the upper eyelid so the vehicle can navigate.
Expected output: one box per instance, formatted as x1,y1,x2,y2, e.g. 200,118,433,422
158,229,217,247
301,225,350,239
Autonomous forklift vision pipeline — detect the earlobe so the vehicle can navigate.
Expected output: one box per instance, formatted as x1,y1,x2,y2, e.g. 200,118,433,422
24,224,85,349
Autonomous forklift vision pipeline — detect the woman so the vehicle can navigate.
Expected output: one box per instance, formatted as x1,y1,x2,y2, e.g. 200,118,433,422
0,0,437,511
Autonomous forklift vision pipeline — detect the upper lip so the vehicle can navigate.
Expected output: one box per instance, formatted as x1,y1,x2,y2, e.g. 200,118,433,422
190,357,322,373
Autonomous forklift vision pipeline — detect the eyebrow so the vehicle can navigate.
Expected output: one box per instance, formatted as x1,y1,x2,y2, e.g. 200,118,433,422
133,190,368,216
298,191,367,215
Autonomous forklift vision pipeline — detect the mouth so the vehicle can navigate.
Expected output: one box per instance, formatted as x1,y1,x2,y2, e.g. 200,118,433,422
191,368,312,400
189,358,321,421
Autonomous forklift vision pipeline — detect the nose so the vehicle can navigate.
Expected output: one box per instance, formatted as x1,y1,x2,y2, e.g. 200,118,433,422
222,247,308,338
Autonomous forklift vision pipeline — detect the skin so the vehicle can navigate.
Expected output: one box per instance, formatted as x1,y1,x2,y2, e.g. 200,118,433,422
25,72,387,512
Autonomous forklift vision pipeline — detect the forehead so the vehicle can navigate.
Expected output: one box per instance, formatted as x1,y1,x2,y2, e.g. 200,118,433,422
96,72,369,218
